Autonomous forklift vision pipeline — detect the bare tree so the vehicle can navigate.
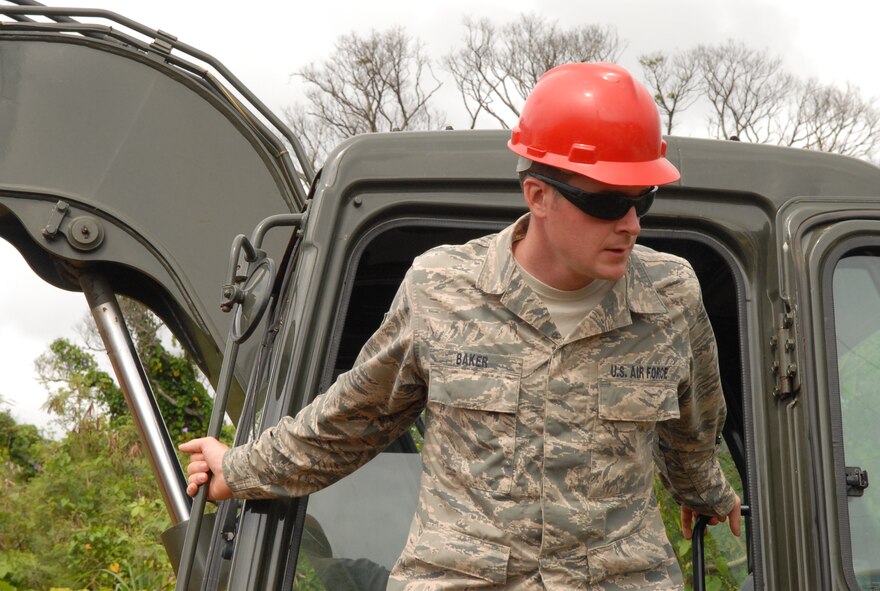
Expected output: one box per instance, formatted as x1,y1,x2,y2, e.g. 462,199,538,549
286,27,444,168
639,50,702,134
283,104,338,177
782,80,880,161
697,40,795,143
445,14,624,128
444,18,502,129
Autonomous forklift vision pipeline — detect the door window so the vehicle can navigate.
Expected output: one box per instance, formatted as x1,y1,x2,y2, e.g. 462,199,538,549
832,254,880,587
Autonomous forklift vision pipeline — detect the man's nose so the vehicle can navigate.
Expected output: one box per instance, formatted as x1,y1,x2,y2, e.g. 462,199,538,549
615,205,641,235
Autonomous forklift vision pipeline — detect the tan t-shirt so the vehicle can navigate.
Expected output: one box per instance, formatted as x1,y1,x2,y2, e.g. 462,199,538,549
514,258,614,339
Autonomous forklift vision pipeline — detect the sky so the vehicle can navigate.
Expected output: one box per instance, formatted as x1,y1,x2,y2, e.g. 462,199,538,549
2,0,879,430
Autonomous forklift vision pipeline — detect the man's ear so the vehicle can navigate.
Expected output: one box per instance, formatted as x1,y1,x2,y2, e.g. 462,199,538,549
522,176,553,219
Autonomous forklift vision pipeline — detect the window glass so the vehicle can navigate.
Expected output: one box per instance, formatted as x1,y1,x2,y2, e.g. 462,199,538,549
294,452,422,590
833,255,880,588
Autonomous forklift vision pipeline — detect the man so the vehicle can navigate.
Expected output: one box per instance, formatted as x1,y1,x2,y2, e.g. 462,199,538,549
182,62,740,590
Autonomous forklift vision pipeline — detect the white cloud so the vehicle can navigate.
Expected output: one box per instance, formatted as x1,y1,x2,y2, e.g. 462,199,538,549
0,241,87,430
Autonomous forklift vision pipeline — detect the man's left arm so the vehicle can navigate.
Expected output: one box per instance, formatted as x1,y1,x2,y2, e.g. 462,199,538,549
654,268,739,536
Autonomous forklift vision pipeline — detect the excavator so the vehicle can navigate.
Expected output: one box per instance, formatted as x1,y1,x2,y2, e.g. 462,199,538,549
1,3,878,589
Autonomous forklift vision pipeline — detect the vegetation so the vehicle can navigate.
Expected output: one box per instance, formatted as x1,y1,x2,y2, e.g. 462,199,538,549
0,298,212,590
656,449,749,591
0,411,175,590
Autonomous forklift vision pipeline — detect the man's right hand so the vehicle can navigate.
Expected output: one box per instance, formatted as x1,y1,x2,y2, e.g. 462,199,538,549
179,437,233,501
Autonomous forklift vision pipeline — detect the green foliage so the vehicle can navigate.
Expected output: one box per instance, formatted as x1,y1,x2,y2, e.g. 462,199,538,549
656,447,749,591
0,415,175,589
1,299,217,588
119,299,213,441
0,408,46,480
293,552,324,591
35,299,214,443
36,338,125,432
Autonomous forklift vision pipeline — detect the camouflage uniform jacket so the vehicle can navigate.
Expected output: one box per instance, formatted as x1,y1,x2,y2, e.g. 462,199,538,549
224,216,737,590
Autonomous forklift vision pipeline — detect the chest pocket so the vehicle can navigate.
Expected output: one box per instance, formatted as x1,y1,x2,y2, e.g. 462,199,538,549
597,362,683,425
591,364,683,499
426,350,521,494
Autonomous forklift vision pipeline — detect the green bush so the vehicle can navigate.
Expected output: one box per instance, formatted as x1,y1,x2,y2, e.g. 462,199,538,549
0,416,175,590
656,447,748,591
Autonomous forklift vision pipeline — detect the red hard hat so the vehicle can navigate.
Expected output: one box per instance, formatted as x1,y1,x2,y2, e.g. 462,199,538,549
508,62,680,187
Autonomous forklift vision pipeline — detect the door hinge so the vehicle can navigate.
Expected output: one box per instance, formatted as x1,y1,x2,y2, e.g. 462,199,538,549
42,200,70,239
770,310,800,398
846,466,869,497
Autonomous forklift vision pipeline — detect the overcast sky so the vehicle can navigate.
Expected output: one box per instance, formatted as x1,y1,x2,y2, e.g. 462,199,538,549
2,0,878,430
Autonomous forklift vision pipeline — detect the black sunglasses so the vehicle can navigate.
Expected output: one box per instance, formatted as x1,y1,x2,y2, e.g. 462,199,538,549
528,172,657,221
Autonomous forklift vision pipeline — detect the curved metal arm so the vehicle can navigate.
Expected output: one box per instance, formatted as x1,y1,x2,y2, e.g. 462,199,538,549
0,3,313,207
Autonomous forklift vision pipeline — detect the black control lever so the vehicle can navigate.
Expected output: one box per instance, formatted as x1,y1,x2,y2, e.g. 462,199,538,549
692,504,750,591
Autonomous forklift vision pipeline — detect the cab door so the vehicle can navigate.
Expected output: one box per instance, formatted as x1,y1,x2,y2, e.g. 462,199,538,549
781,199,880,590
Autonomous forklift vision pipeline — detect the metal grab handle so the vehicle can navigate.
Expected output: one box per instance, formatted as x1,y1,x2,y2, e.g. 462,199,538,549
174,332,242,591
174,212,306,591
692,504,750,591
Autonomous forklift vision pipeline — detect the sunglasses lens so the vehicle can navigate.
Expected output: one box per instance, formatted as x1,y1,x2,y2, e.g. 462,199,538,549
583,199,628,221
634,192,654,217
569,190,654,220
530,173,656,221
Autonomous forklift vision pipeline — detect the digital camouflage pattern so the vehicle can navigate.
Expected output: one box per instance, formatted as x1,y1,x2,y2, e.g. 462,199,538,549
224,216,737,590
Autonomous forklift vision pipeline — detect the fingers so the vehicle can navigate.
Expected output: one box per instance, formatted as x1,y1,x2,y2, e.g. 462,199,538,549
729,511,742,537
681,506,694,540
188,471,209,485
179,436,224,454
184,450,211,497
178,437,232,501
178,437,207,453
728,496,742,537
682,496,743,540
187,460,210,475
186,470,209,497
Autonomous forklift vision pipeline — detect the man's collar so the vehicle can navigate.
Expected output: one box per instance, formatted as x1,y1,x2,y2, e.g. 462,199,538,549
477,214,667,317
475,214,528,295
627,252,668,315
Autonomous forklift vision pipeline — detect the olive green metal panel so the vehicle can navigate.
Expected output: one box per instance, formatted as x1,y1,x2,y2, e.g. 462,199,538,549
0,36,297,411
321,131,880,206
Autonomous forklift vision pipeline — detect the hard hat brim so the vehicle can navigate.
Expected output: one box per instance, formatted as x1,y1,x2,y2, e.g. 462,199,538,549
508,140,681,187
